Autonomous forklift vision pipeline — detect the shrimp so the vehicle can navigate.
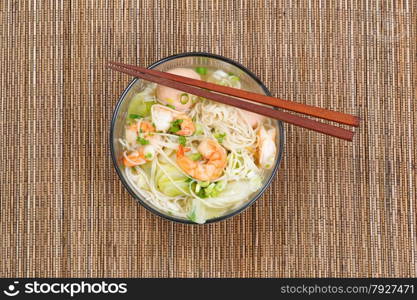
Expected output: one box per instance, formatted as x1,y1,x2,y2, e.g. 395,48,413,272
151,104,195,136
256,125,276,169
176,117,195,136
125,123,139,145
176,139,227,181
123,121,159,167
139,121,155,133
240,110,265,128
156,68,201,111
123,149,146,167
125,120,160,146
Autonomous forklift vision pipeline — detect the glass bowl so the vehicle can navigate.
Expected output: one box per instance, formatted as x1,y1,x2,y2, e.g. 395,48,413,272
110,52,285,224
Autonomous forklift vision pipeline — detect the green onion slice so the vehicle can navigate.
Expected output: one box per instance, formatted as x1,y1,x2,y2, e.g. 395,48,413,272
179,93,189,104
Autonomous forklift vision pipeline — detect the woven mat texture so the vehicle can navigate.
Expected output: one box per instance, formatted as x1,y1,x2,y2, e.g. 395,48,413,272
1,0,416,277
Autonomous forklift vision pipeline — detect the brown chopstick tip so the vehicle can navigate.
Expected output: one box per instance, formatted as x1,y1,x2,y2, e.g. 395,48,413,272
109,61,131,68
354,116,361,127
107,62,121,68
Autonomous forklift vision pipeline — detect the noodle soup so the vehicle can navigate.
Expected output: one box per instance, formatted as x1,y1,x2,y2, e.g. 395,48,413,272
112,55,282,224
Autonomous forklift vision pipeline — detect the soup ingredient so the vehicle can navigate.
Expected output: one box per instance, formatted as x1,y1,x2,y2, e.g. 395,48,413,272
123,149,146,167
195,67,207,75
129,114,142,119
213,132,226,143
125,124,139,145
187,198,206,223
156,163,190,197
151,104,195,136
176,138,227,182
175,118,195,136
139,120,155,133
256,126,276,169
241,110,264,128
205,180,258,203
207,70,241,88
125,121,160,146
128,86,156,117
156,68,201,111
137,137,149,145
143,145,156,160
178,135,186,146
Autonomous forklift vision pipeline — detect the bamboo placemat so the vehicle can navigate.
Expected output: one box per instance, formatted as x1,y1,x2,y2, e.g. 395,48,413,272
1,0,416,277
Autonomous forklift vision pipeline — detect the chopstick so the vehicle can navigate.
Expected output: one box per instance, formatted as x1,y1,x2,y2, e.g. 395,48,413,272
108,62,356,141
110,61,359,127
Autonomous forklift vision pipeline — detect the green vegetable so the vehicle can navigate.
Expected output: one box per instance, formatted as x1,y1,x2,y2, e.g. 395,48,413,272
187,209,197,222
156,164,189,197
168,119,183,133
195,123,204,135
195,183,201,193
203,183,223,198
129,165,150,191
166,104,175,109
196,188,207,198
128,93,155,117
129,114,142,119
193,182,210,198
185,177,193,183
187,198,207,224
140,161,152,176
214,132,226,143
215,179,227,192
145,153,153,160
199,181,210,188
204,183,216,194
195,67,207,75
191,95,200,104
207,189,220,198
137,137,149,145
229,75,240,82
189,153,202,161
180,93,189,104
178,136,186,146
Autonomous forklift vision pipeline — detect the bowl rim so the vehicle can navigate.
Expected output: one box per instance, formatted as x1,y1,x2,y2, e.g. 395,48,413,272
110,52,285,224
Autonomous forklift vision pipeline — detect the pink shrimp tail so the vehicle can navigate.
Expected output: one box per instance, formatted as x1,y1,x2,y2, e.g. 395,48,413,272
177,145,185,157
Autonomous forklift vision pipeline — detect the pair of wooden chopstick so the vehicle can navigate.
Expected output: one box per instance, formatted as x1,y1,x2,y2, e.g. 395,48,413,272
108,61,359,141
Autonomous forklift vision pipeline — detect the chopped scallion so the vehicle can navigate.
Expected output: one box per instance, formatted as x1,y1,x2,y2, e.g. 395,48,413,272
145,153,153,159
168,119,183,133
214,132,226,143
178,136,186,146
180,93,189,104
129,114,142,119
195,123,204,135
187,209,197,222
199,181,210,188
137,137,149,145
215,180,227,191
189,153,202,161
195,183,201,193
195,67,207,75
